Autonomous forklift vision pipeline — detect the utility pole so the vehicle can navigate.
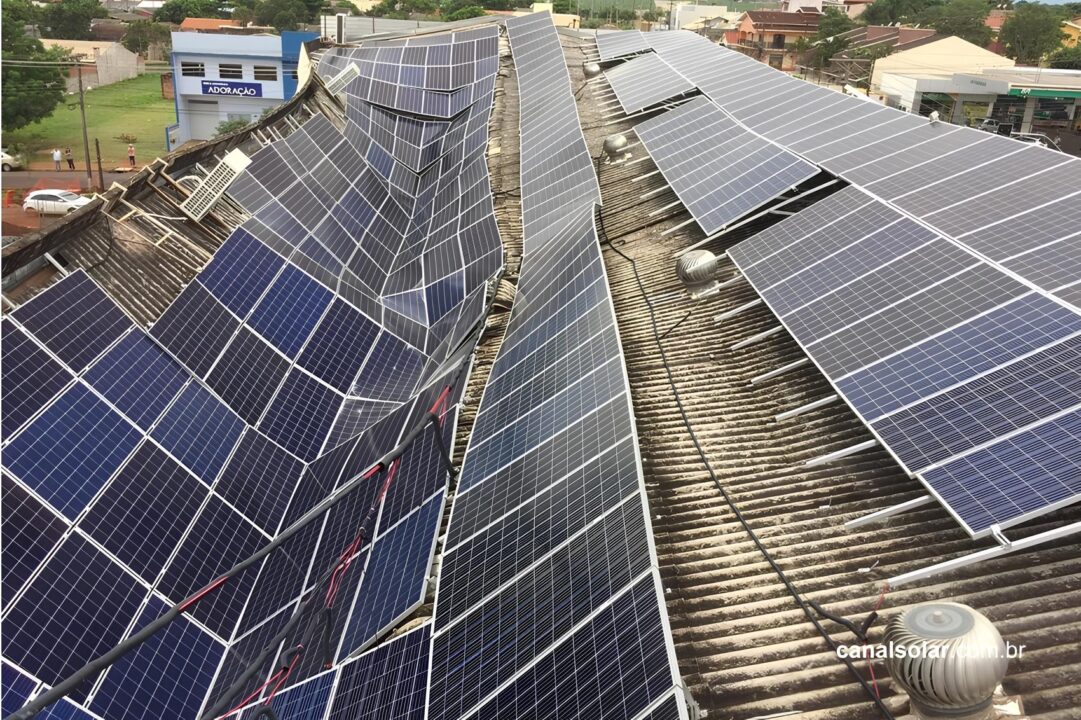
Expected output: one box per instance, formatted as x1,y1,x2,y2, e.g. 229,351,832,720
76,63,93,189
94,138,105,191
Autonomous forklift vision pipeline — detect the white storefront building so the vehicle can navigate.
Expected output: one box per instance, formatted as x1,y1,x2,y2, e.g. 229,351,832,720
167,31,316,149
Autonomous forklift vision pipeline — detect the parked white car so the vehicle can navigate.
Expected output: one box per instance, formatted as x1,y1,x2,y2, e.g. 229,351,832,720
22,190,92,215
1,148,23,171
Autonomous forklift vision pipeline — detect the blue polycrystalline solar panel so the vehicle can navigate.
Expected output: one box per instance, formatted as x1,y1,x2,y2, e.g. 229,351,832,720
90,596,224,720
461,574,677,720
429,16,683,720
327,623,430,720
922,409,1081,536
259,369,344,461
337,491,444,658
206,327,291,425
604,52,695,115
0,320,72,437
4,383,142,520
214,431,304,534
238,670,334,720
248,265,334,358
728,183,1081,532
297,299,380,392
198,228,286,317
1,475,67,609
596,29,649,61
4,534,146,696
10,270,131,372
635,97,818,236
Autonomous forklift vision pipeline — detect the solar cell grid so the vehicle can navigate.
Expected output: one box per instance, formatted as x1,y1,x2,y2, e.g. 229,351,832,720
0,320,73,438
327,624,430,720
596,29,649,61
604,52,695,115
1,475,67,610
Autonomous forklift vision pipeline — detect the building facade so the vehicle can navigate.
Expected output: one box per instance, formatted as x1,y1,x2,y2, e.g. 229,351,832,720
43,39,141,93
735,10,820,71
167,30,317,150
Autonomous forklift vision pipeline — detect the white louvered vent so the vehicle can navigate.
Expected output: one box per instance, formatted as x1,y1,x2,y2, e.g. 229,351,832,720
179,148,252,221
326,62,360,96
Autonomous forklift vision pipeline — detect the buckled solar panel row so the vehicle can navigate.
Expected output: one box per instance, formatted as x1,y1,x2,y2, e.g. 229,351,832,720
427,12,686,720
2,26,504,720
634,96,818,236
603,52,695,115
647,31,1081,300
728,186,1081,536
595,29,649,61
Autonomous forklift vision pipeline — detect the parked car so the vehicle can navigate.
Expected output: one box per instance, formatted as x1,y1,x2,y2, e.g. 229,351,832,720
22,190,92,215
1,148,23,171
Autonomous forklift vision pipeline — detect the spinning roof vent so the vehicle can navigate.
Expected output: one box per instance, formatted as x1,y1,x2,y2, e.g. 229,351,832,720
583,61,602,78
884,602,1008,720
603,133,630,161
676,249,719,287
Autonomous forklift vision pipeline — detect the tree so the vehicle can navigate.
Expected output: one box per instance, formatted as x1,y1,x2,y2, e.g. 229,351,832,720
254,0,308,30
215,118,250,136
810,8,855,67
445,4,484,19
1048,44,1081,69
862,0,942,25
154,0,227,23
122,20,172,55
39,0,107,40
920,0,992,47
999,4,1066,63
2,0,69,131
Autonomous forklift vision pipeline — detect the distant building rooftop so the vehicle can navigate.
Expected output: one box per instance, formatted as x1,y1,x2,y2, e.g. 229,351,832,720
178,16,242,31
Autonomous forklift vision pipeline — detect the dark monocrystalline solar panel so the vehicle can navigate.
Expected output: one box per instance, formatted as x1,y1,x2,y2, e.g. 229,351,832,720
922,409,1081,536
297,299,380,393
84,329,188,430
198,227,286,317
643,694,688,720
151,281,241,378
238,670,334,720
1,475,67,608
214,431,304,534
11,271,131,372
461,574,676,720
328,624,430,720
80,442,208,581
596,30,649,61
205,327,291,425
157,493,267,638
3,383,141,520
259,369,344,460
151,383,245,485
604,52,694,115
247,265,333,358
2,663,37,716
1,319,72,438
636,97,818,236
338,491,443,658
3,534,145,692
89,596,224,720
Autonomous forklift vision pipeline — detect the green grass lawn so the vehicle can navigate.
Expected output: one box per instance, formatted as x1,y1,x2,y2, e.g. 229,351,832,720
6,74,175,169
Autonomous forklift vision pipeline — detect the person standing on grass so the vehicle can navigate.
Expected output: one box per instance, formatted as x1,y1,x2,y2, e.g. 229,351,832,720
64,147,74,170
127,144,136,168
52,148,62,172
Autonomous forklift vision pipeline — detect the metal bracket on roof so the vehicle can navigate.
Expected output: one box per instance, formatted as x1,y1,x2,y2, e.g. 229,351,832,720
43,253,69,277
731,324,784,350
630,169,661,183
844,494,934,529
750,357,810,385
775,394,839,423
714,297,762,322
804,439,879,468
660,217,697,236
692,272,745,300
886,520,1081,589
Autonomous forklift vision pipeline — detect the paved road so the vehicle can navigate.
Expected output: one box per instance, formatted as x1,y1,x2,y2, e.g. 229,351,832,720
1,169,133,191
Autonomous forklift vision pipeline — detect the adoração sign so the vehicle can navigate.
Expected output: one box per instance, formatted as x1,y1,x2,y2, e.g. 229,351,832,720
200,80,263,97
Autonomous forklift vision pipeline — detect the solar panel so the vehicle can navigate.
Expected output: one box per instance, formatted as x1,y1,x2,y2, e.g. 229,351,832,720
426,13,686,720
3,25,503,719
634,96,819,235
728,185,1081,536
604,52,695,115
596,29,650,61
647,31,1081,281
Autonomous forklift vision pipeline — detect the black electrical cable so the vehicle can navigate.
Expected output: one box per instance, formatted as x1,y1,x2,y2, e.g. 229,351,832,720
592,160,894,719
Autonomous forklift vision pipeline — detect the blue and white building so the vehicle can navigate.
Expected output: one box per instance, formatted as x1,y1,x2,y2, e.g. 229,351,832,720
167,30,318,150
